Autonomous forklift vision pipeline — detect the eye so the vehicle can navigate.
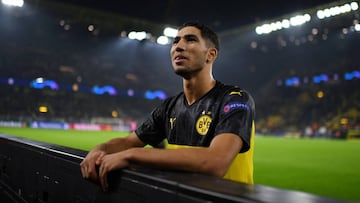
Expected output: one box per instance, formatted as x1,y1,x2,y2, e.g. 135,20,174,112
172,37,180,44
185,36,197,42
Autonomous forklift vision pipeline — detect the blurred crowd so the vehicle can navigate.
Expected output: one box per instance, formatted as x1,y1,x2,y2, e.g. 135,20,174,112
0,2,359,137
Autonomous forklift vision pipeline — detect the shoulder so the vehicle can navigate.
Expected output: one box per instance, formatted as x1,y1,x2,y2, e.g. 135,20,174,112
153,92,184,112
216,81,254,102
216,81,255,113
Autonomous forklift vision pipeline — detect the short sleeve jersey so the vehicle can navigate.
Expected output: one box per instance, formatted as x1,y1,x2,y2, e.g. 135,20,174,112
135,81,255,184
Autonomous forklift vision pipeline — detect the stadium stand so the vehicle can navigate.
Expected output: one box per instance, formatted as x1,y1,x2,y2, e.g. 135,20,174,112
0,0,359,202
0,0,359,137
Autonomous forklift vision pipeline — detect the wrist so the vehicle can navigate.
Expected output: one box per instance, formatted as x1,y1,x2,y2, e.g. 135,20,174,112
95,143,107,153
124,148,139,164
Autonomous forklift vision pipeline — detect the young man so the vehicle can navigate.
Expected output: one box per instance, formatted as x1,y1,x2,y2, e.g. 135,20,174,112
80,22,255,191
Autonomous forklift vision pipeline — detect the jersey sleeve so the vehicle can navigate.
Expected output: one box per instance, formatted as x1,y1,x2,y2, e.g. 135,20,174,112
214,88,255,153
135,98,169,147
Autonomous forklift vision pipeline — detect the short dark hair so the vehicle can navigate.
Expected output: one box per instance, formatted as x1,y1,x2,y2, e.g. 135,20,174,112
178,21,220,51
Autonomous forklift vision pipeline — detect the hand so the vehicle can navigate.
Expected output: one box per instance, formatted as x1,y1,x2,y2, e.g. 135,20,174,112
98,151,131,191
80,149,106,183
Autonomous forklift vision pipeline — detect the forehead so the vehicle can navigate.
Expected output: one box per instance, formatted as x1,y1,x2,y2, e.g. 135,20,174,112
177,26,201,37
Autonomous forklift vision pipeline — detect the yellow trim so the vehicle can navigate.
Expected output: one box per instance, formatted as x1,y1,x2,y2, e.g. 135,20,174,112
229,91,242,96
167,144,203,149
165,122,254,184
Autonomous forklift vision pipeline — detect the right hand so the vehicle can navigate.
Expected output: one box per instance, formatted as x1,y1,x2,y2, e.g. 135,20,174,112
80,149,106,183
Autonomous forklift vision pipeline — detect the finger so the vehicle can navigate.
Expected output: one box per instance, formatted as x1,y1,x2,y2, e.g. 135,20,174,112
81,166,87,179
95,153,105,165
103,173,108,192
80,161,88,179
99,164,109,192
89,164,99,182
99,165,106,191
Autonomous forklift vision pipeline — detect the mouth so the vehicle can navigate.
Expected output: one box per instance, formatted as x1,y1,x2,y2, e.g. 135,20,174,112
174,55,187,64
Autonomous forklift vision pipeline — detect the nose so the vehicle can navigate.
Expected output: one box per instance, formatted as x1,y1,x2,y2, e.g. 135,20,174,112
175,46,184,52
171,43,184,55
173,38,185,52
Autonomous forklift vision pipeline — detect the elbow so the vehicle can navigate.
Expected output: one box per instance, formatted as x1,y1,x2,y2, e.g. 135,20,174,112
202,159,230,178
209,165,228,178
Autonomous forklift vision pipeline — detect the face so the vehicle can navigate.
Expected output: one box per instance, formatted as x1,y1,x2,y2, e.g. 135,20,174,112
170,26,213,78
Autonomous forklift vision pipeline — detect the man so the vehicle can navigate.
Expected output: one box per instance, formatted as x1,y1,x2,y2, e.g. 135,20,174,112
80,22,255,191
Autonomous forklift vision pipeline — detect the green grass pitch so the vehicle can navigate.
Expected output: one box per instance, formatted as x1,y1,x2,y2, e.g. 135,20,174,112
1,127,359,202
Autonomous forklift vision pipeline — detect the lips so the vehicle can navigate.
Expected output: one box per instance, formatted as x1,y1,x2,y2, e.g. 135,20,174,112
174,55,187,64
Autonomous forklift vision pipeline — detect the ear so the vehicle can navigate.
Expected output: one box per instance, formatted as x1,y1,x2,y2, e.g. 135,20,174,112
206,47,218,63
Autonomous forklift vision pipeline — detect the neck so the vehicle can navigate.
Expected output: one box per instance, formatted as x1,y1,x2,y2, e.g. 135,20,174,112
183,73,216,105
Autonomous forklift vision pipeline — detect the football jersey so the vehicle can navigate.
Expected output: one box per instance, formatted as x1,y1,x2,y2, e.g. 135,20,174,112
135,81,255,184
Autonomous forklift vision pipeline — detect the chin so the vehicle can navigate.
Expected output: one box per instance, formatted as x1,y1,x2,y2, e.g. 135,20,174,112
174,69,190,78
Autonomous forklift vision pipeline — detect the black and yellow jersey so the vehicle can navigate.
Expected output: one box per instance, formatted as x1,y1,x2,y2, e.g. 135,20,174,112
135,81,255,184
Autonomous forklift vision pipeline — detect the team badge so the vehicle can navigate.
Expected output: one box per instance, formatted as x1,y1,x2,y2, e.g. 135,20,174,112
196,114,212,135
229,91,242,96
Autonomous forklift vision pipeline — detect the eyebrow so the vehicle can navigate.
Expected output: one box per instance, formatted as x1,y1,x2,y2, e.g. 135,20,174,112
174,34,199,41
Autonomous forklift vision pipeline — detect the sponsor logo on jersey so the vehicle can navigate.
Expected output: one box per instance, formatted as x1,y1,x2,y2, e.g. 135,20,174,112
169,117,176,129
196,115,212,135
223,102,249,113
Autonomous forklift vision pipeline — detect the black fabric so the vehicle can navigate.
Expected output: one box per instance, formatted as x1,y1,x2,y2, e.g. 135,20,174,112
135,81,255,152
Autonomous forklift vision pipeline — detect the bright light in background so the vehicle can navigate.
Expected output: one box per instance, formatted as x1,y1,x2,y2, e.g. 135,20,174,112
355,23,360,31
154,27,177,45
340,118,349,125
317,1,359,19
72,84,79,92
92,85,117,95
88,24,95,32
30,78,59,90
8,78,14,85
111,110,118,118
36,77,44,83
317,90,325,99
256,14,311,35
256,1,359,35
163,27,177,37
145,90,167,100
290,14,311,26
1,0,23,7
128,31,149,41
157,36,170,45
38,106,48,113
127,89,134,96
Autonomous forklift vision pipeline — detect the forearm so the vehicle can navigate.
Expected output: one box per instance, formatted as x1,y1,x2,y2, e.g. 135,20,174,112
125,134,243,177
96,133,145,154
126,147,230,177
96,139,129,154
95,133,242,191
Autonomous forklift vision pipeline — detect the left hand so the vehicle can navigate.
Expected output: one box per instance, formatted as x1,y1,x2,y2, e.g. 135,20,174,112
98,151,131,191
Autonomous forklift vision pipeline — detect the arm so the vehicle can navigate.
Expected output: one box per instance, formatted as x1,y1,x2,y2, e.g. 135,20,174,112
98,132,243,191
80,132,145,182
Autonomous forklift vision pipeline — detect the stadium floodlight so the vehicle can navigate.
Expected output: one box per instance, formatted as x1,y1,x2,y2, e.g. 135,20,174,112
351,1,359,10
128,31,150,41
163,27,178,38
355,23,360,31
255,13,311,35
157,36,170,45
316,1,359,19
289,14,311,26
1,0,23,7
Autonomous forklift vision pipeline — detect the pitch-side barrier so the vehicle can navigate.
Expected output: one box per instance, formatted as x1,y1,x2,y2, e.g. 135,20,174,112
0,134,352,203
